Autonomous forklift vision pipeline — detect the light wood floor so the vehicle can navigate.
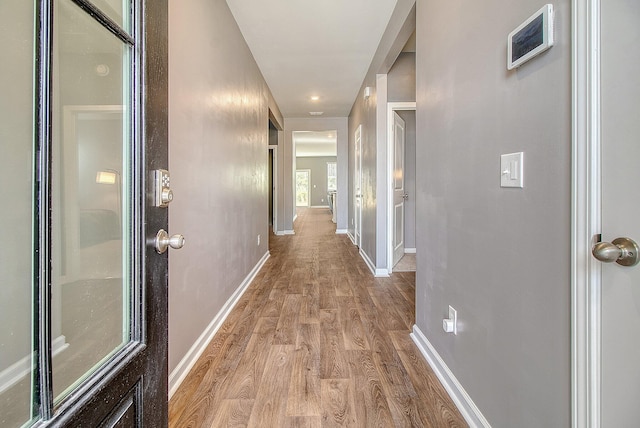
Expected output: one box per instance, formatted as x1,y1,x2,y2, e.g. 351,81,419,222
169,208,467,427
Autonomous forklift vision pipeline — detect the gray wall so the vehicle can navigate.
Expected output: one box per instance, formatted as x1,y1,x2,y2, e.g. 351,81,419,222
269,121,278,146
388,52,416,103
296,156,337,207
168,0,283,374
397,110,416,249
348,79,378,262
415,0,571,426
0,0,35,374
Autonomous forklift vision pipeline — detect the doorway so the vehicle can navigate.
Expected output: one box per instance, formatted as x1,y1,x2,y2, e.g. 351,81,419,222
268,146,277,233
387,102,416,273
293,130,338,212
268,113,282,236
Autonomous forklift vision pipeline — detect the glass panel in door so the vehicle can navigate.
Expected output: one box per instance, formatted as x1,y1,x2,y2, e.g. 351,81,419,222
0,1,38,426
51,0,132,402
89,0,132,33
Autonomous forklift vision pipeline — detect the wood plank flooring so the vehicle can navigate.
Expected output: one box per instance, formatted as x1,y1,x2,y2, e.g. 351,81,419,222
169,208,467,428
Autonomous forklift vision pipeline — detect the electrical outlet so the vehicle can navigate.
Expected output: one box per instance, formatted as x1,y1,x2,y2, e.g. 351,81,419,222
257,234,261,246
449,305,457,335
443,305,458,335
321,198,324,202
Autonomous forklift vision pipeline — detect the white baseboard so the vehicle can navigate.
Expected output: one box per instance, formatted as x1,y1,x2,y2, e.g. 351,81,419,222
410,325,491,428
404,248,416,254
360,249,376,275
375,268,390,277
310,205,329,208
346,231,356,245
275,230,295,236
168,251,271,398
359,249,389,278
335,229,348,235
0,335,68,394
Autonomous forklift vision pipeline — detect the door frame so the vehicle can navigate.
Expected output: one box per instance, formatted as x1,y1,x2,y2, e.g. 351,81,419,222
354,124,362,247
386,102,415,274
59,105,124,284
572,0,600,425
268,145,278,234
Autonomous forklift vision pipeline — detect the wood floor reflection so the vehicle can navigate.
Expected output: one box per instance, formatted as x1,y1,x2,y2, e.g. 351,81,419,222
169,208,467,427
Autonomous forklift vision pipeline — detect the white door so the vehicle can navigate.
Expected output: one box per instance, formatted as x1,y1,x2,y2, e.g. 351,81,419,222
354,125,362,247
392,112,406,267
591,0,640,425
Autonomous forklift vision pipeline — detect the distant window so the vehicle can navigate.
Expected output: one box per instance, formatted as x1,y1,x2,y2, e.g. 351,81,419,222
327,162,337,191
296,170,310,207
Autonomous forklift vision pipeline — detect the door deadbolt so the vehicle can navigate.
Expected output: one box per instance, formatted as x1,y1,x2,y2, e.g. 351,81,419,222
153,169,174,207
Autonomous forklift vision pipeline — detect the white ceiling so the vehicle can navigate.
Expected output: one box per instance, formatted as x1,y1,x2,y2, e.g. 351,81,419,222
294,131,337,157
226,0,399,118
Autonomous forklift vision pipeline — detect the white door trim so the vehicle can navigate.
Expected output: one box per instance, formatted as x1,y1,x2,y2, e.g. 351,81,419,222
354,124,363,248
269,145,278,234
386,102,416,274
572,0,601,426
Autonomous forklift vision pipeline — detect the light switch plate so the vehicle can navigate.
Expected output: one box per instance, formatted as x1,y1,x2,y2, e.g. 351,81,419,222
500,152,524,188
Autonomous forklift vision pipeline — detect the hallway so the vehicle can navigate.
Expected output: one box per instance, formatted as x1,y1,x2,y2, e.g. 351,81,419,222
168,208,466,427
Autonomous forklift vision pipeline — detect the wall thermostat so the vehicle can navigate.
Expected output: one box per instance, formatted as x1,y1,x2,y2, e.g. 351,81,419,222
507,4,554,70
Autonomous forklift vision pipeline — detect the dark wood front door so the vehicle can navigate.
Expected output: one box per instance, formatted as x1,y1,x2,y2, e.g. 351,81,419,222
0,0,168,426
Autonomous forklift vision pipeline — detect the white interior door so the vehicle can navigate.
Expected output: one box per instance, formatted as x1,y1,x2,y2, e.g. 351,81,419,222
392,112,406,267
354,125,362,247
595,0,640,425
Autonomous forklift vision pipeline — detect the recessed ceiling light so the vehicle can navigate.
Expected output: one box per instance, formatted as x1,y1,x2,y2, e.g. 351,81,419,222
310,96,319,101
309,111,324,116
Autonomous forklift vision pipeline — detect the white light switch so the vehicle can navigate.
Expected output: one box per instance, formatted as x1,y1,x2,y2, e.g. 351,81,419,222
500,152,524,188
